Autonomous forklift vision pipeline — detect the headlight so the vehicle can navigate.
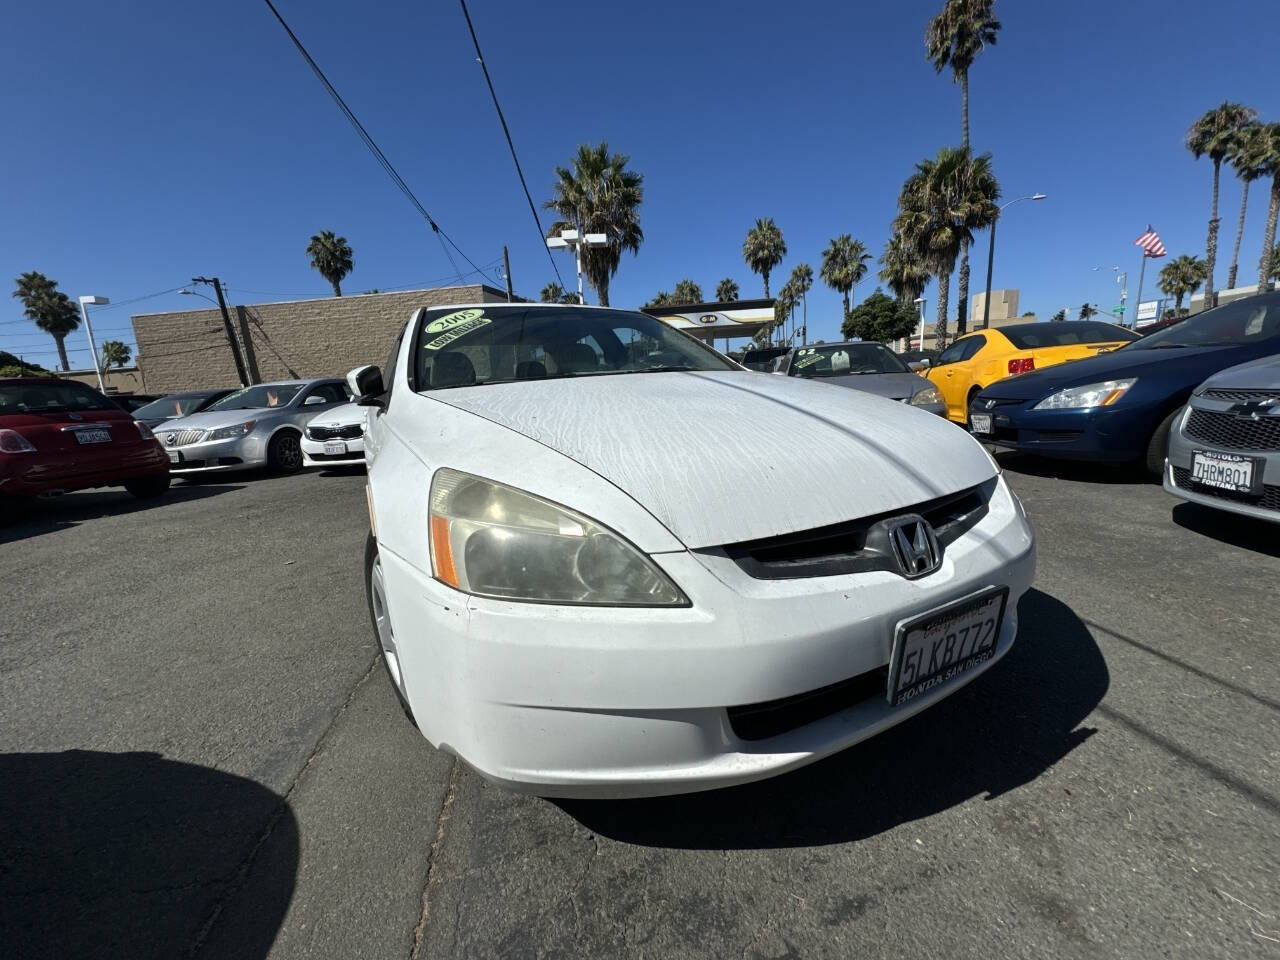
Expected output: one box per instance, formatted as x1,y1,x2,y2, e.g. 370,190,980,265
428,468,687,606
1032,379,1137,411
909,384,943,406
206,420,256,441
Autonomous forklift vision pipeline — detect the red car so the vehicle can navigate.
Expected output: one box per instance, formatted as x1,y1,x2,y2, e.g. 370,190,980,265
0,378,170,509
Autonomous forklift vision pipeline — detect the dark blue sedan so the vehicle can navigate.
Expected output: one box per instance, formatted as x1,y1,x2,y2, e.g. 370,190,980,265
971,291,1280,476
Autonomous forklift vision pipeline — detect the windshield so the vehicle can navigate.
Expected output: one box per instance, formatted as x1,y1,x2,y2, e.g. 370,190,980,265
1128,293,1280,350
0,382,119,414
412,306,736,389
209,384,302,410
741,347,788,371
1001,321,1138,349
790,343,909,377
132,393,215,420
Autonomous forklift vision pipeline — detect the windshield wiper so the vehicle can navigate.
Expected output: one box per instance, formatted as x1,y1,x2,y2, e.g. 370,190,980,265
627,365,696,374
1144,343,1189,349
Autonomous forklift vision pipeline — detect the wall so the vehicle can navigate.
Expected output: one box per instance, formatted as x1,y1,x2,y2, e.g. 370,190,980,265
56,367,147,395
131,285,508,393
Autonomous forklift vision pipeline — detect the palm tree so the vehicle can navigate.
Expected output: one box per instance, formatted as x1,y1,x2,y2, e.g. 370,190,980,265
894,148,1001,348
820,235,872,316
788,263,813,343
306,230,353,297
12,271,80,371
670,279,703,305
926,0,1000,335
648,291,673,307
715,277,740,302
100,340,132,368
1186,102,1258,308
742,218,787,297
1157,254,1207,311
1078,303,1098,320
540,282,566,303
1225,123,1268,291
1255,123,1280,290
773,280,797,346
879,232,929,305
545,142,644,307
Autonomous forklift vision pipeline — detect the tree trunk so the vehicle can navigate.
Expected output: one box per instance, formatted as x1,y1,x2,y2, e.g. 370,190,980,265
1176,292,1185,311
331,278,342,297
55,334,70,372
1204,160,1221,308
597,278,610,307
960,72,970,149
935,271,950,349
1227,179,1249,291
763,270,770,299
1260,175,1280,290
956,242,970,335
842,290,850,316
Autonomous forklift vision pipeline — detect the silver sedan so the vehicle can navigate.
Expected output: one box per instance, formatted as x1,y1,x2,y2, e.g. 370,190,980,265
154,379,351,475
769,341,948,416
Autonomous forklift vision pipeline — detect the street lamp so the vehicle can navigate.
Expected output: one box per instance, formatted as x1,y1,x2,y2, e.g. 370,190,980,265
914,296,927,352
982,193,1046,329
546,228,608,304
1094,266,1128,325
78,295,110,392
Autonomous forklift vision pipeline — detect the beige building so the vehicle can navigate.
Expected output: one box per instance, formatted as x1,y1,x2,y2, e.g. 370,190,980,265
908,287,1036,351
59,366,148,395
131,284,508,394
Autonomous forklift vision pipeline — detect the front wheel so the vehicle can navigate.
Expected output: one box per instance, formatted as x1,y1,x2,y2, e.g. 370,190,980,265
365,533,416,725
124,474,171,499
1144,408,1181,480
267,430,303,474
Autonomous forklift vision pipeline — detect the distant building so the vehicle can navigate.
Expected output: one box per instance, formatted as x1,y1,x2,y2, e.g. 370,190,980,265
1188,282,1273,315
970,288,1021,326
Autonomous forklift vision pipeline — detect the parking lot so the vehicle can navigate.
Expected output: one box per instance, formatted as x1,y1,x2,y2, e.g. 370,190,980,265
2,456,1278,960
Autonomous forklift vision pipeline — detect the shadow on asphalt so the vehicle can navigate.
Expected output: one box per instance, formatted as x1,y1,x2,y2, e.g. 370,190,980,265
0,750,298,960
558,589,1107,850
0,484,243,545
1170,502,1280,558
993,450,1147,486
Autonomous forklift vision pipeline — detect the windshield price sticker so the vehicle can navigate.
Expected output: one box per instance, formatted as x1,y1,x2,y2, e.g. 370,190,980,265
423,310,491,351
795,353,822,368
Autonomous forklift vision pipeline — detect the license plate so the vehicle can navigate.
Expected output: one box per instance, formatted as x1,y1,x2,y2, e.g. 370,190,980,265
888,587,1008,706
324,440,347,456
74,429,111,444
969,413,992,434
1191,450,1258,494
168,450,181,464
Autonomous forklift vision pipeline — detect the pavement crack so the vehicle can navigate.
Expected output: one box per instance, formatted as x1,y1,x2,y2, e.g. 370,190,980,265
186,655,380,958
410,756,461,960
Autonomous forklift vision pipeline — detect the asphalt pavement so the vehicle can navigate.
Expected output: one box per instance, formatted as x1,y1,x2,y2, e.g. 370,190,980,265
1,455,1277,959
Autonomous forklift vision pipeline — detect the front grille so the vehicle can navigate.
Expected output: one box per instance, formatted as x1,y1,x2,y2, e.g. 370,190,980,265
161,428,205,447
1185,409,1280,451
727,666,889,741
1171,466,1280,511
171,459,207,470
722,482,991,580
307,424,363,441
1201,388,1280,403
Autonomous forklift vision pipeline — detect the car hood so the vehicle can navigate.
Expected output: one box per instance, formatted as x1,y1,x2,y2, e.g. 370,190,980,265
157,407,288,432
978,343,1263,399
306,401,366,428
429,370,994,549
1197,353,1280,391
803,371,931,400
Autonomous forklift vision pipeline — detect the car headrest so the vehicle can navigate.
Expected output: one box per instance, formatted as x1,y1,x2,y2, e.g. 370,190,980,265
554,343,599,374
515,360,547,379
429,352,477,388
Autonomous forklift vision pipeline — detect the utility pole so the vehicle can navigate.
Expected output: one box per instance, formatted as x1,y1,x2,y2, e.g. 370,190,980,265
502,245,514,302
192,276,249,386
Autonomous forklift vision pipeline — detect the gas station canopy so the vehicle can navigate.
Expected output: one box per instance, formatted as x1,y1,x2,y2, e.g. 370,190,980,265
641,298,775,344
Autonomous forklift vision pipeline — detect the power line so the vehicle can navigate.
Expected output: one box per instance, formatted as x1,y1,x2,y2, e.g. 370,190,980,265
456,0,563,290
261,0,498,287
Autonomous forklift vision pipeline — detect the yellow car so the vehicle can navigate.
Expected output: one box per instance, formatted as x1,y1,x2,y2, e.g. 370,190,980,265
926,320,1139,424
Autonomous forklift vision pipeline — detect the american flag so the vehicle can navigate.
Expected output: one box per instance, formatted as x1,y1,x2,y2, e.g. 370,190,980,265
1135,226,1167,258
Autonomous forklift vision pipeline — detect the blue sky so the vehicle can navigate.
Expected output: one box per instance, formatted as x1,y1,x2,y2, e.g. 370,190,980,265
1,0,1275,369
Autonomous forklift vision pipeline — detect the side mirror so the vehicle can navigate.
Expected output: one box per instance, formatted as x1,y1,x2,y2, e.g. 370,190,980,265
303,395,327,406
907,360,925,372
348,365,385,407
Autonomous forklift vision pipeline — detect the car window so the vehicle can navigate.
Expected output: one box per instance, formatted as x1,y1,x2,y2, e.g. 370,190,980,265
211,384,303,410
1129,293,1280,350
1000,322,1138,349
0,382,119,414
961,335,987,360
937,339,972,365
132,393,213,420
307,382,350,405
789,343,909,377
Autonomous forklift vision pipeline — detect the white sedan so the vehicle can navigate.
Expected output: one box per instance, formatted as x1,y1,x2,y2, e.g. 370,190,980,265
357,303,1036,798
302,401,368,468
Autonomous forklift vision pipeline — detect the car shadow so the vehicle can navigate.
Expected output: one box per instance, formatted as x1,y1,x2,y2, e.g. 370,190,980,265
0,483,243,545
0,749,298,960
316,464,366,478
557,588,1107,850
1170,501,1280,558
992,449,1147,486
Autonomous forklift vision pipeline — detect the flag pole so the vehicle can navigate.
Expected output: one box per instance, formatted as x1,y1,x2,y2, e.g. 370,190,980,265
1133,253,1148,328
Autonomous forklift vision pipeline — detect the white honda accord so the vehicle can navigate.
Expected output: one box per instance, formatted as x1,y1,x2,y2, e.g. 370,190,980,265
357,303,1035,798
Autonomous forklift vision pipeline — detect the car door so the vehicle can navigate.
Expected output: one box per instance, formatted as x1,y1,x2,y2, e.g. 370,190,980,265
929,336,985,421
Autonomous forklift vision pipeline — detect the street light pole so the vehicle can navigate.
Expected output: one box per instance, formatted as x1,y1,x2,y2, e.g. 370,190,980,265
914,296,926,351
982,193,1046,329
546,229,608,304
77,295,110,392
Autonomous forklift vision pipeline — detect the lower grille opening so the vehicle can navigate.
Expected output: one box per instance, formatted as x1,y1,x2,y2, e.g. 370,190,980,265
309,451,363,462
727,666,888,742
172,459,206,470
1172,466,1280,510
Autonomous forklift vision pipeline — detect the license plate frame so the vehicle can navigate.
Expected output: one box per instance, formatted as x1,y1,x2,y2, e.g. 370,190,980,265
323,440,348,456
887,586,1009,706
74,429,111,445
970,412,993,435
1191,449,1261,495
167,450,181,464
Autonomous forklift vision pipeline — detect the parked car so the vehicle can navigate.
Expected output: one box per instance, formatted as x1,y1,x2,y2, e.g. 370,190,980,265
1164,354,1280,522
770,341,946,416
302,401,368,468
971,291,1280,476
110,393,163,413
154,379,351,476
357,303,1035,798
130,389,236,429
0,378,169,509
897,348,939,371
740,346,789,371
926,321,1139,424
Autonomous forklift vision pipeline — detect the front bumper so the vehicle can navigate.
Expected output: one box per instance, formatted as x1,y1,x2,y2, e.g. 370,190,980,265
302,433,366,467
163,433,268,473
1163,406,1280,522
380,477,1036,798
970,396,1158,462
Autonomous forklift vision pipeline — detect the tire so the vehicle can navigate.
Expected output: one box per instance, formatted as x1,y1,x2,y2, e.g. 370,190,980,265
365,533,416,726
1144,408,1181,480
965,386,983,426
124,474,171,499
266,430,304,474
